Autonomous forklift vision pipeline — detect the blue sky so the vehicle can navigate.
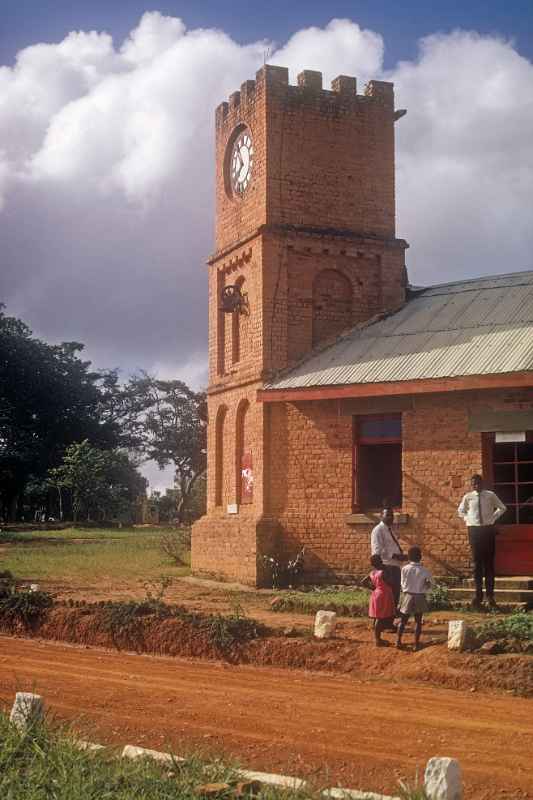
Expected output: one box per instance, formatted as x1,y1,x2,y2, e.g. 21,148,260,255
2,0,532,68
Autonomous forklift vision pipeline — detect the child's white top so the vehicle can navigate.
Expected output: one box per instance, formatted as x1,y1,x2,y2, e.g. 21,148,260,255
401,561,433,594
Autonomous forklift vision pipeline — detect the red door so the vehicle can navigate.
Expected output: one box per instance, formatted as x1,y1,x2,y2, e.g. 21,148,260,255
484,433,533,575
495,526,533,576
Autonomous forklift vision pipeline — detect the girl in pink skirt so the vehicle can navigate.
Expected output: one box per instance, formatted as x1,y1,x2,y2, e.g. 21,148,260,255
366,554,396,647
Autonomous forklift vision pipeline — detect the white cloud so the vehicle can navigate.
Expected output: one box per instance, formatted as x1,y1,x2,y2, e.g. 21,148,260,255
389,31,533,283
272,18,384,86
0,14,532,384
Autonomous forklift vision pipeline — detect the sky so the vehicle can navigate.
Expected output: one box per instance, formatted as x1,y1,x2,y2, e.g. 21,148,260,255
1,2,533,490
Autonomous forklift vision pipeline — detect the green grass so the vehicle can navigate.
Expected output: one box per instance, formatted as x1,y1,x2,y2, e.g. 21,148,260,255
271,588,369,615
0,527,190,584
0,713,311,800
0,713,427,800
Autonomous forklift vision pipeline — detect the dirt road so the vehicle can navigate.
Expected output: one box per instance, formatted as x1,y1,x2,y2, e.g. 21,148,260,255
1,636,531,799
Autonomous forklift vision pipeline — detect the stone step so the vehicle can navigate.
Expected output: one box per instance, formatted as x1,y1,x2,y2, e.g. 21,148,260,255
448,587,533,605
448,600,529,611
461,577,533,590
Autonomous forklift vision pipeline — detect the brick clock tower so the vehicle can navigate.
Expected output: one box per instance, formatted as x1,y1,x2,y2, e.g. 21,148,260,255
192,64,408,585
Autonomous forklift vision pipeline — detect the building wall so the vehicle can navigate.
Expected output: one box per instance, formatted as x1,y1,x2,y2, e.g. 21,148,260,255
264,389,533,581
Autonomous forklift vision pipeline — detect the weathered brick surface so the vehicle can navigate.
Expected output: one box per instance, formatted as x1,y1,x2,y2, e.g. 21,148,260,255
193,66,410,585
265,390,533,582
213,66,401,255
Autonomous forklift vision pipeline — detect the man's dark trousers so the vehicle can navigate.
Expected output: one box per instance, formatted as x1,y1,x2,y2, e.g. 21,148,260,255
388,565,401,609
468,525,496,602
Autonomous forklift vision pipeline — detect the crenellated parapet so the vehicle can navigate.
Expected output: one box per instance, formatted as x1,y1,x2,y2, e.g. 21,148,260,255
216,64,396,129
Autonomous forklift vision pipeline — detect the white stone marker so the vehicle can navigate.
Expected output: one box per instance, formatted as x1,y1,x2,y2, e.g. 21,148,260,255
424,757,462,800
10,692,44,730
314,610,337,639
447,620,466,651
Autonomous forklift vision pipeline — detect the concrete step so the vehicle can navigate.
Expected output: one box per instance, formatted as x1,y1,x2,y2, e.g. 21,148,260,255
448,587,533,605
461,577,533,590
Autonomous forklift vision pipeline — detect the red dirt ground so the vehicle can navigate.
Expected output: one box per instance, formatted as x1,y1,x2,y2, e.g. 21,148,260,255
0,636,532,799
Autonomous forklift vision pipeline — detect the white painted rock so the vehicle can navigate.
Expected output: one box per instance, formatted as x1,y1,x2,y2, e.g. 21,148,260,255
10,692,44,730
314,610,337,639
424,757,462,800
122,745,182,764
447,620,467,651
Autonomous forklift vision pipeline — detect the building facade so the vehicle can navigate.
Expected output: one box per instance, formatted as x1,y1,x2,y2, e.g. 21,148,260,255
192,65,533,585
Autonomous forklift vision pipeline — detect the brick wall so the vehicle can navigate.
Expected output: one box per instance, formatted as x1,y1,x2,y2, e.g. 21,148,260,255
262,389,533,582
214,65,401,253
193,65,408,585
262,233,406,370
265,73,396,238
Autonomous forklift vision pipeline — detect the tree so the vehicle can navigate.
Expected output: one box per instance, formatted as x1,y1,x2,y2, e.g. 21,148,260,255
0,306,121,519
48,441,147,522
126,376,207,524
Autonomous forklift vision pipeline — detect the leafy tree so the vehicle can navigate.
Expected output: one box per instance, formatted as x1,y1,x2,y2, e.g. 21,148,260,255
126,376,207,524
0,306,121,519
48,441,147,522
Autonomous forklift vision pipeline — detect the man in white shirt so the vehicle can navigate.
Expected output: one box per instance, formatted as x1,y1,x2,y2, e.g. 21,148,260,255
458,474,506,609
370,508,407,609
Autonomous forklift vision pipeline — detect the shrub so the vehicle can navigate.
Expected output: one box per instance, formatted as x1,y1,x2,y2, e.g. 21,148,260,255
262,548,305,589
427,582,451,611
159,528,191,566
99,599,173,636
0,588,53,627
0,570,16,597
476,611,533,644
201,602,263,651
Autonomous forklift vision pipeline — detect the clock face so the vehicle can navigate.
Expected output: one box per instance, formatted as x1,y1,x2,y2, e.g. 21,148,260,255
230,130,253,195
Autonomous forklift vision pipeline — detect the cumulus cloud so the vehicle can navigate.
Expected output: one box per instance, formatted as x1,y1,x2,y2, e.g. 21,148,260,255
0,12,532,398
390,31,533,283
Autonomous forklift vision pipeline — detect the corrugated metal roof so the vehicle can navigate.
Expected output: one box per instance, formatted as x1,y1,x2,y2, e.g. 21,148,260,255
266,270,533,390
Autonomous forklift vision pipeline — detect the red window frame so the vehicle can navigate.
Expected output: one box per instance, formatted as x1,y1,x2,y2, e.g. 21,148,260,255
352,414,402,512
482,431,533,525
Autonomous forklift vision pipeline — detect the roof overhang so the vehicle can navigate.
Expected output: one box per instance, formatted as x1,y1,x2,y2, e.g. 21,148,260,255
258,370,533,403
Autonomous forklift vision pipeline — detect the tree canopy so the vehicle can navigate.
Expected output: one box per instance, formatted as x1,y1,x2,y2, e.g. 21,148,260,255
0,306,122,517
0,306,207,524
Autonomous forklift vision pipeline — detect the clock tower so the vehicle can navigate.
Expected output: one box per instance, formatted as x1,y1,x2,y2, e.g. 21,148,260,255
192,65,408,585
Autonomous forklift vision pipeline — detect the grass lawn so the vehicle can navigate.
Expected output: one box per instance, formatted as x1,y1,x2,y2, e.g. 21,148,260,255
0,527,190,585
0,713,308,800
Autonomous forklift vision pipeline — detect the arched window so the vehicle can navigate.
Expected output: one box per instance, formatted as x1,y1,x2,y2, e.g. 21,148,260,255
231,276,246,364
312,269,352,347
235,399,253,505
215,405,227,507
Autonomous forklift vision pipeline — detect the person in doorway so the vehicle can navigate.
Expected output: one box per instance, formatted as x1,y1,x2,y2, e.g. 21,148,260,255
458,474,507,609
396,546,433,651
370,508,407,611
364,554,396,647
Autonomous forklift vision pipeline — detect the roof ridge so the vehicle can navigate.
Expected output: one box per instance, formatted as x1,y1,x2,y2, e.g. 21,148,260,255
417,268,533,294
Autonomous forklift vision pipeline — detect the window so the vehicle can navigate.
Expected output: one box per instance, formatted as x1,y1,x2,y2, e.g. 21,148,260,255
353,414,402,511
486,433,533,524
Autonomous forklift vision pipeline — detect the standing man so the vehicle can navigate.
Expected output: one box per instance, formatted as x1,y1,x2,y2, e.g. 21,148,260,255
370,508,407,610
458,474,507,609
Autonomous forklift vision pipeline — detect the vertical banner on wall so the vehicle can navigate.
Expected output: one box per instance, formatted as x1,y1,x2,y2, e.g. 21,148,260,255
241,452,253,504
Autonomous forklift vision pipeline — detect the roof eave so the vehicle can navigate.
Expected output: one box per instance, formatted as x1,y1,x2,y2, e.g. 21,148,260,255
258,370,533,404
